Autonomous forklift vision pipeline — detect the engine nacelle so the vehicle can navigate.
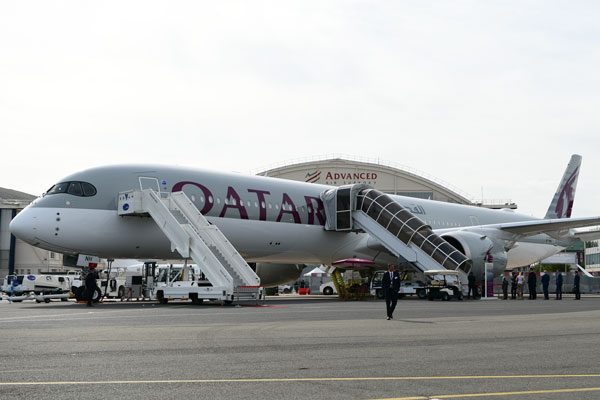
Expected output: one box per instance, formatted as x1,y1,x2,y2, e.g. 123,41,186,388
441,231,507,280
255,263,304,287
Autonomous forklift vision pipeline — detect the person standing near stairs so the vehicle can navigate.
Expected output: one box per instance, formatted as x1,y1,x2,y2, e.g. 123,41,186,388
382,264,400,320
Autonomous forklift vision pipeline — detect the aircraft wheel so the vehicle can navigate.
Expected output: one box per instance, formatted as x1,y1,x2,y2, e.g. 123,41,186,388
190,293,203,305
93,287,102,303
73,287,85,301
156,291,168,304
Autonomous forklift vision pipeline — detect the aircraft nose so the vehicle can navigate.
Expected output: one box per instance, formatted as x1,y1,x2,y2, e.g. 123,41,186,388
9,208,37,244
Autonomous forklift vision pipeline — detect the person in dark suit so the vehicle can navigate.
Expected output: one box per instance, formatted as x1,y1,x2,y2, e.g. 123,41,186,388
541,271,550,300
382,264,401,320
85,266,100,307
510,272,518,300
502,274,509,300
555,271,563,300
527,269,537,300
467,271,476,299
573,270,581,300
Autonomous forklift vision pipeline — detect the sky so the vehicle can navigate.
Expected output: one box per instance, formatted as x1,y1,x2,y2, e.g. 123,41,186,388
1,1,599,218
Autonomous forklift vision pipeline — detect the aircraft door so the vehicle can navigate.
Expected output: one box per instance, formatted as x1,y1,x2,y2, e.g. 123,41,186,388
139,177,161,193
336,187,352,231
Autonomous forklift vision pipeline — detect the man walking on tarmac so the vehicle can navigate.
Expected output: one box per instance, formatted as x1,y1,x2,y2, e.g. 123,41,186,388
382,264,401,320
85,265,100,307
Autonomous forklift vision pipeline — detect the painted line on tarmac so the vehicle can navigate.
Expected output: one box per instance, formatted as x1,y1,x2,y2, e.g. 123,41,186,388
1,373,600,386
375,386,600,399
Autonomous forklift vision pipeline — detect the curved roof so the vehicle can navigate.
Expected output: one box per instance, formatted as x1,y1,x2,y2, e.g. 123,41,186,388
257,156,474,205
0,187,35,209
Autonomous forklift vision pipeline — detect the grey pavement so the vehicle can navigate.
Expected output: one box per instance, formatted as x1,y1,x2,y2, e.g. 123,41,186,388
1,296,599,399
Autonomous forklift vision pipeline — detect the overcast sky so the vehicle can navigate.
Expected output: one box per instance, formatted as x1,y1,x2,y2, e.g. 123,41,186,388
1,1,599,218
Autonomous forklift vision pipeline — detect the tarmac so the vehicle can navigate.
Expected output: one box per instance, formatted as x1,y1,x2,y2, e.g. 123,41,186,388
1,294,600,400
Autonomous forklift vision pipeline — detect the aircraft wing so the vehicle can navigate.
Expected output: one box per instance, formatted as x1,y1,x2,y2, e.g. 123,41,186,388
494,216,600,237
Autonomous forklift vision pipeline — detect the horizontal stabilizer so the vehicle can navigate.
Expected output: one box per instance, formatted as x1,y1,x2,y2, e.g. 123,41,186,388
571,228,600,242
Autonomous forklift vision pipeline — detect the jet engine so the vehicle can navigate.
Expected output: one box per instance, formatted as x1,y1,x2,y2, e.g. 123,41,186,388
255,263,305,287
441,231,507,279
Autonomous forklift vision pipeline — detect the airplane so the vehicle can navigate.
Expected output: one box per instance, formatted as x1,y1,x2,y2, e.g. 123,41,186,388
9,154,600,288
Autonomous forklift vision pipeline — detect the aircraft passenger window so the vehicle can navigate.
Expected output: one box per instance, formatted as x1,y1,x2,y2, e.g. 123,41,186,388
67,182,83,196
200,196,205,202
216,198,221,204
275,204,279,210
261,201,265,208
254,202,258,207
81,182,97,197
208,196,213,203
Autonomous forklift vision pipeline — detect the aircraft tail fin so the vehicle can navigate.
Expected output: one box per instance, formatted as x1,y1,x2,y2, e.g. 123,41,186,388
544,154,582,219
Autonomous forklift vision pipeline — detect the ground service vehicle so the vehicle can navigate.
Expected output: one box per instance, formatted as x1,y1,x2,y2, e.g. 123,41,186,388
370,270,427,299
424,270,463,301
1,273,75,302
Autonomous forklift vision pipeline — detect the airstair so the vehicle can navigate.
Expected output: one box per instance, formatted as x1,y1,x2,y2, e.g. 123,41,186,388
321,184,471,278
117,188,262,303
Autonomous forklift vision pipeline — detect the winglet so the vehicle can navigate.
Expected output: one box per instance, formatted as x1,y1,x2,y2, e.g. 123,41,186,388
544,154,582,219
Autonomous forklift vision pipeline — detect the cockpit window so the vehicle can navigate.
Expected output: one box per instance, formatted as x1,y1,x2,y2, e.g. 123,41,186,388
46,182,69,195
46,181,97,197
67,182,83,196
82,182,97,196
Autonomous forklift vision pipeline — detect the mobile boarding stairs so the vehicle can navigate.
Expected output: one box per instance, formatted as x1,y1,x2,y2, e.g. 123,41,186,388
320,184,472,287
118,186,262,304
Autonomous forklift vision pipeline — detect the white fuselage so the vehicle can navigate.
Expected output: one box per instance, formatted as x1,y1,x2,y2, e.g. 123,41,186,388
9,164,569,270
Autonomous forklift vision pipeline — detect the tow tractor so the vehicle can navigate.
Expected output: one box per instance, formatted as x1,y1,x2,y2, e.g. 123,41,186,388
424,270,463,301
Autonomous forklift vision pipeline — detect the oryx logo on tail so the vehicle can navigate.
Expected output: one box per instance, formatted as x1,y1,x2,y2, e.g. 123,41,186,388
545,154,581,219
